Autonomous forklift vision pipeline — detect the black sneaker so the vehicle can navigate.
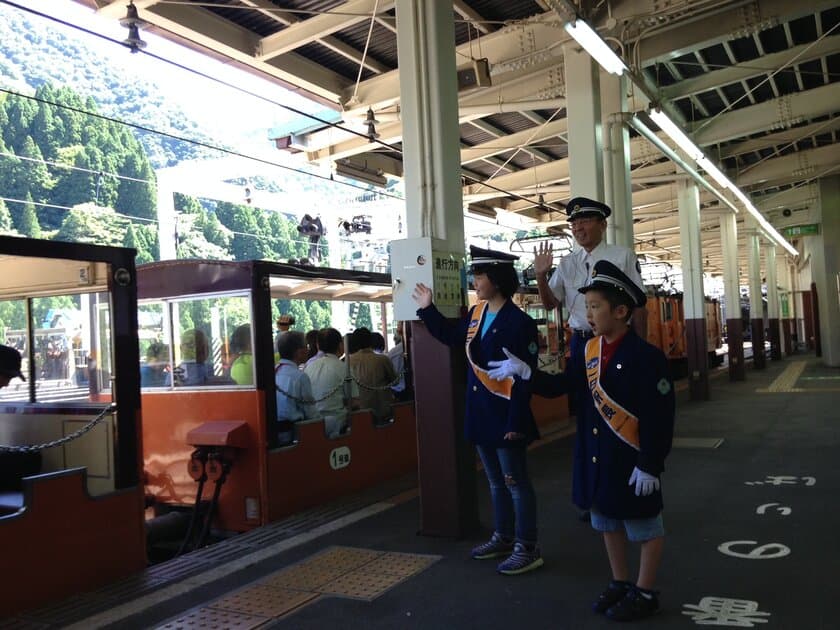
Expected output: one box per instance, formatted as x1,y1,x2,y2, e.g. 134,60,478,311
592,580,633,614
471,532,514,560
605,586,660,621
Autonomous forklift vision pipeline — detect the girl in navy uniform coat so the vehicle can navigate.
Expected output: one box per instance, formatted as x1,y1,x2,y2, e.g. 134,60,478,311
412,245,544,575
488,260,675,620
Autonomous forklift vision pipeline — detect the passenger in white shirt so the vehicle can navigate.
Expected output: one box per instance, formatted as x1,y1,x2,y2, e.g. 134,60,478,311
303,328,359,438
275,331,316,444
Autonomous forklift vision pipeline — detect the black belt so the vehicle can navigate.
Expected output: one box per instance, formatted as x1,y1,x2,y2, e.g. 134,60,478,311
572,329,594,338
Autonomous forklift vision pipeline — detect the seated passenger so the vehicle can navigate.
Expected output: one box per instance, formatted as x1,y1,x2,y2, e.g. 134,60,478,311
0,345,40,491
174,329,209,386
387,327,410,401
348,327,396,424
303,328,358,438
304,329,322,367
229,324,254,386
140,341,171,387
275,331,317,444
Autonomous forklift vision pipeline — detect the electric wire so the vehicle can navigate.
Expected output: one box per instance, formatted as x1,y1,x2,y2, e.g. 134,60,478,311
0,0,569,214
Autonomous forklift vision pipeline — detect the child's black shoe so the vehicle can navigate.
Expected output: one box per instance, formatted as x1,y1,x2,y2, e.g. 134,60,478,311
592,580,633,614
605,586,660,621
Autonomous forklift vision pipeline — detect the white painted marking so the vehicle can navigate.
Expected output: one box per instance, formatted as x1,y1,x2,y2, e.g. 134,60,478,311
682,597,770,626
755,503,791,516
717,540,791,560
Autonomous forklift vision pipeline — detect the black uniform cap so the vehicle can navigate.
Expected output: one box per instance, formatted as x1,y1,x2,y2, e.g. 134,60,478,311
578,259,646,308
468,245,518,272
566,196,612,221
0,344,25,381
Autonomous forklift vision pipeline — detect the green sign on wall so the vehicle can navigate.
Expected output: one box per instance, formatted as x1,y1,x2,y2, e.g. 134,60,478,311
783,224,820,237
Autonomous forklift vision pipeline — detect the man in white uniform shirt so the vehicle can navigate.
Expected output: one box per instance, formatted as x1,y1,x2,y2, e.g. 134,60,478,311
303,328,359,438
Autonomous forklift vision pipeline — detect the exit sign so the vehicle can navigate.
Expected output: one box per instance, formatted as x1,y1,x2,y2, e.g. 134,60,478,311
783,224,819,237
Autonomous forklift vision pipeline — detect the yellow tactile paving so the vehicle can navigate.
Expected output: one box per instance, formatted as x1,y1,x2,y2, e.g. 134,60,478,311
161,546,441,627
317,569,404,601
208,585,319,618
363,551,440,576
154,607,269,629
758,361,807,393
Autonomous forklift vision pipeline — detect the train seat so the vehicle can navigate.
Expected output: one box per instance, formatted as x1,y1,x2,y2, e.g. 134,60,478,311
0,490,24,512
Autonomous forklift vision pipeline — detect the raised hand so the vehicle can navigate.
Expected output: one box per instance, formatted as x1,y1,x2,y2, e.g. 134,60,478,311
533,241,554,277
411,283,433,309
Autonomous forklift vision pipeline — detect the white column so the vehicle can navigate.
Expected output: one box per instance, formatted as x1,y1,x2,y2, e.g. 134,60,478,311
601,72,633,249
814,176,840,365
398,1,463,248
564,42,604,201
677,179,709,399
720,210,745,379
765,244,781,359
746,219,766,368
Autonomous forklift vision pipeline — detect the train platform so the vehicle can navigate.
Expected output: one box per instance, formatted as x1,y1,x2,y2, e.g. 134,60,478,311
5,352,836,630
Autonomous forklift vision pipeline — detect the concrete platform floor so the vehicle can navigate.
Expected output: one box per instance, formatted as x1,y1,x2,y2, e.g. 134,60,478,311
8,353,837,630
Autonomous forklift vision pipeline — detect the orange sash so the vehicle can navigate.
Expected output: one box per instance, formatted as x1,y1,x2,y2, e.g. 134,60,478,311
585,336,640,450
465,301,514,400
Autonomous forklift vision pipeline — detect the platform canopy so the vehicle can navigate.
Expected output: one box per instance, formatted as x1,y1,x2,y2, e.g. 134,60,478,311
82,0,840,274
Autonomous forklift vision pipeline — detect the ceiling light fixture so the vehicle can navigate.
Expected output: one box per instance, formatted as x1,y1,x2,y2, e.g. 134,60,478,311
564,18,627,75
637,108,797,257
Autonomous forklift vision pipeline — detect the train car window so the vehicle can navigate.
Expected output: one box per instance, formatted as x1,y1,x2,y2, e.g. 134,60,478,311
0,299,29,402
170,294,251,388
139,302,171,388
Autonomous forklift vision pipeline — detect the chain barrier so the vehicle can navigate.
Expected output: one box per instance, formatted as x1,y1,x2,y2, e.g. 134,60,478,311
0,403,118,454
275,368,408,402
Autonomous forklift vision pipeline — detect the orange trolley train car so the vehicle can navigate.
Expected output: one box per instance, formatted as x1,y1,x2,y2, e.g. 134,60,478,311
137,259,420,535
0,236,145,616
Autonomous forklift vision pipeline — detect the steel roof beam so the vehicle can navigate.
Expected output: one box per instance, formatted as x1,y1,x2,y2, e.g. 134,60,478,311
691,81,840,146
454,0,493,34
255,0,395,61
105,0,350,102
735,143,840,189
718,117,840,159
629,0,839,65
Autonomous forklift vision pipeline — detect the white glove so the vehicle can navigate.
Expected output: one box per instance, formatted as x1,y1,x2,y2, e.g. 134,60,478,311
628,467,660,496
487,347,532,381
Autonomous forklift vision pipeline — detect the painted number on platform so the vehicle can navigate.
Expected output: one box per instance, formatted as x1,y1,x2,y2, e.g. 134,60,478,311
717,540,791,559
682,597,770,626
330,446,351,470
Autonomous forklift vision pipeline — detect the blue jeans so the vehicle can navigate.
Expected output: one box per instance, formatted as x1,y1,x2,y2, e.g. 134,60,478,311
476,444,538,544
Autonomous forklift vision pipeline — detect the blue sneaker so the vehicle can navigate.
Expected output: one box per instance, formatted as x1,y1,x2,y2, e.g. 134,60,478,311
471,532,514,560
496,542,544,575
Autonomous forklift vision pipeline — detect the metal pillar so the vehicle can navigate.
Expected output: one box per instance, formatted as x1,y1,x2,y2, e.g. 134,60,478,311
564,42,604,201
746,222,766,369
765,245,782,360
396,0,477,537
677,180,709,400
601,72,634,249
720,211,745,380
813,176,840,366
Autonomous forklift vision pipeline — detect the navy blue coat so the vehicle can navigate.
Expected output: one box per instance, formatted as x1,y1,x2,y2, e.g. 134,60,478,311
418,300,540,447
532,329,675,519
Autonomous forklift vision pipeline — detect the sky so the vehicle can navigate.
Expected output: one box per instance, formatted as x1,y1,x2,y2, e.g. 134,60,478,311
47,0,326,159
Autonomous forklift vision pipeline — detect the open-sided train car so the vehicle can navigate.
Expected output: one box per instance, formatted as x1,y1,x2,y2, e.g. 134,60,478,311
0,236,144,616
138,259,420,536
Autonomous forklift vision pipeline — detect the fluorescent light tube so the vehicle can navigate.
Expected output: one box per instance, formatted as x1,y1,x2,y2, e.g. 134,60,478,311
697,157,731,190
564,19,626,75
648,108,703,160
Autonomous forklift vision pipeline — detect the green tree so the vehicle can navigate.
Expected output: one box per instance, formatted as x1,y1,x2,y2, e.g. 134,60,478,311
123,222,154,264
54,203,126,246
17,192,41,238
0,199,14,234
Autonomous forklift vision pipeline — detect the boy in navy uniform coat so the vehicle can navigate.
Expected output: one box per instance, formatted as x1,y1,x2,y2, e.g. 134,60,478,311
488,260,675,619
412,246,544,575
